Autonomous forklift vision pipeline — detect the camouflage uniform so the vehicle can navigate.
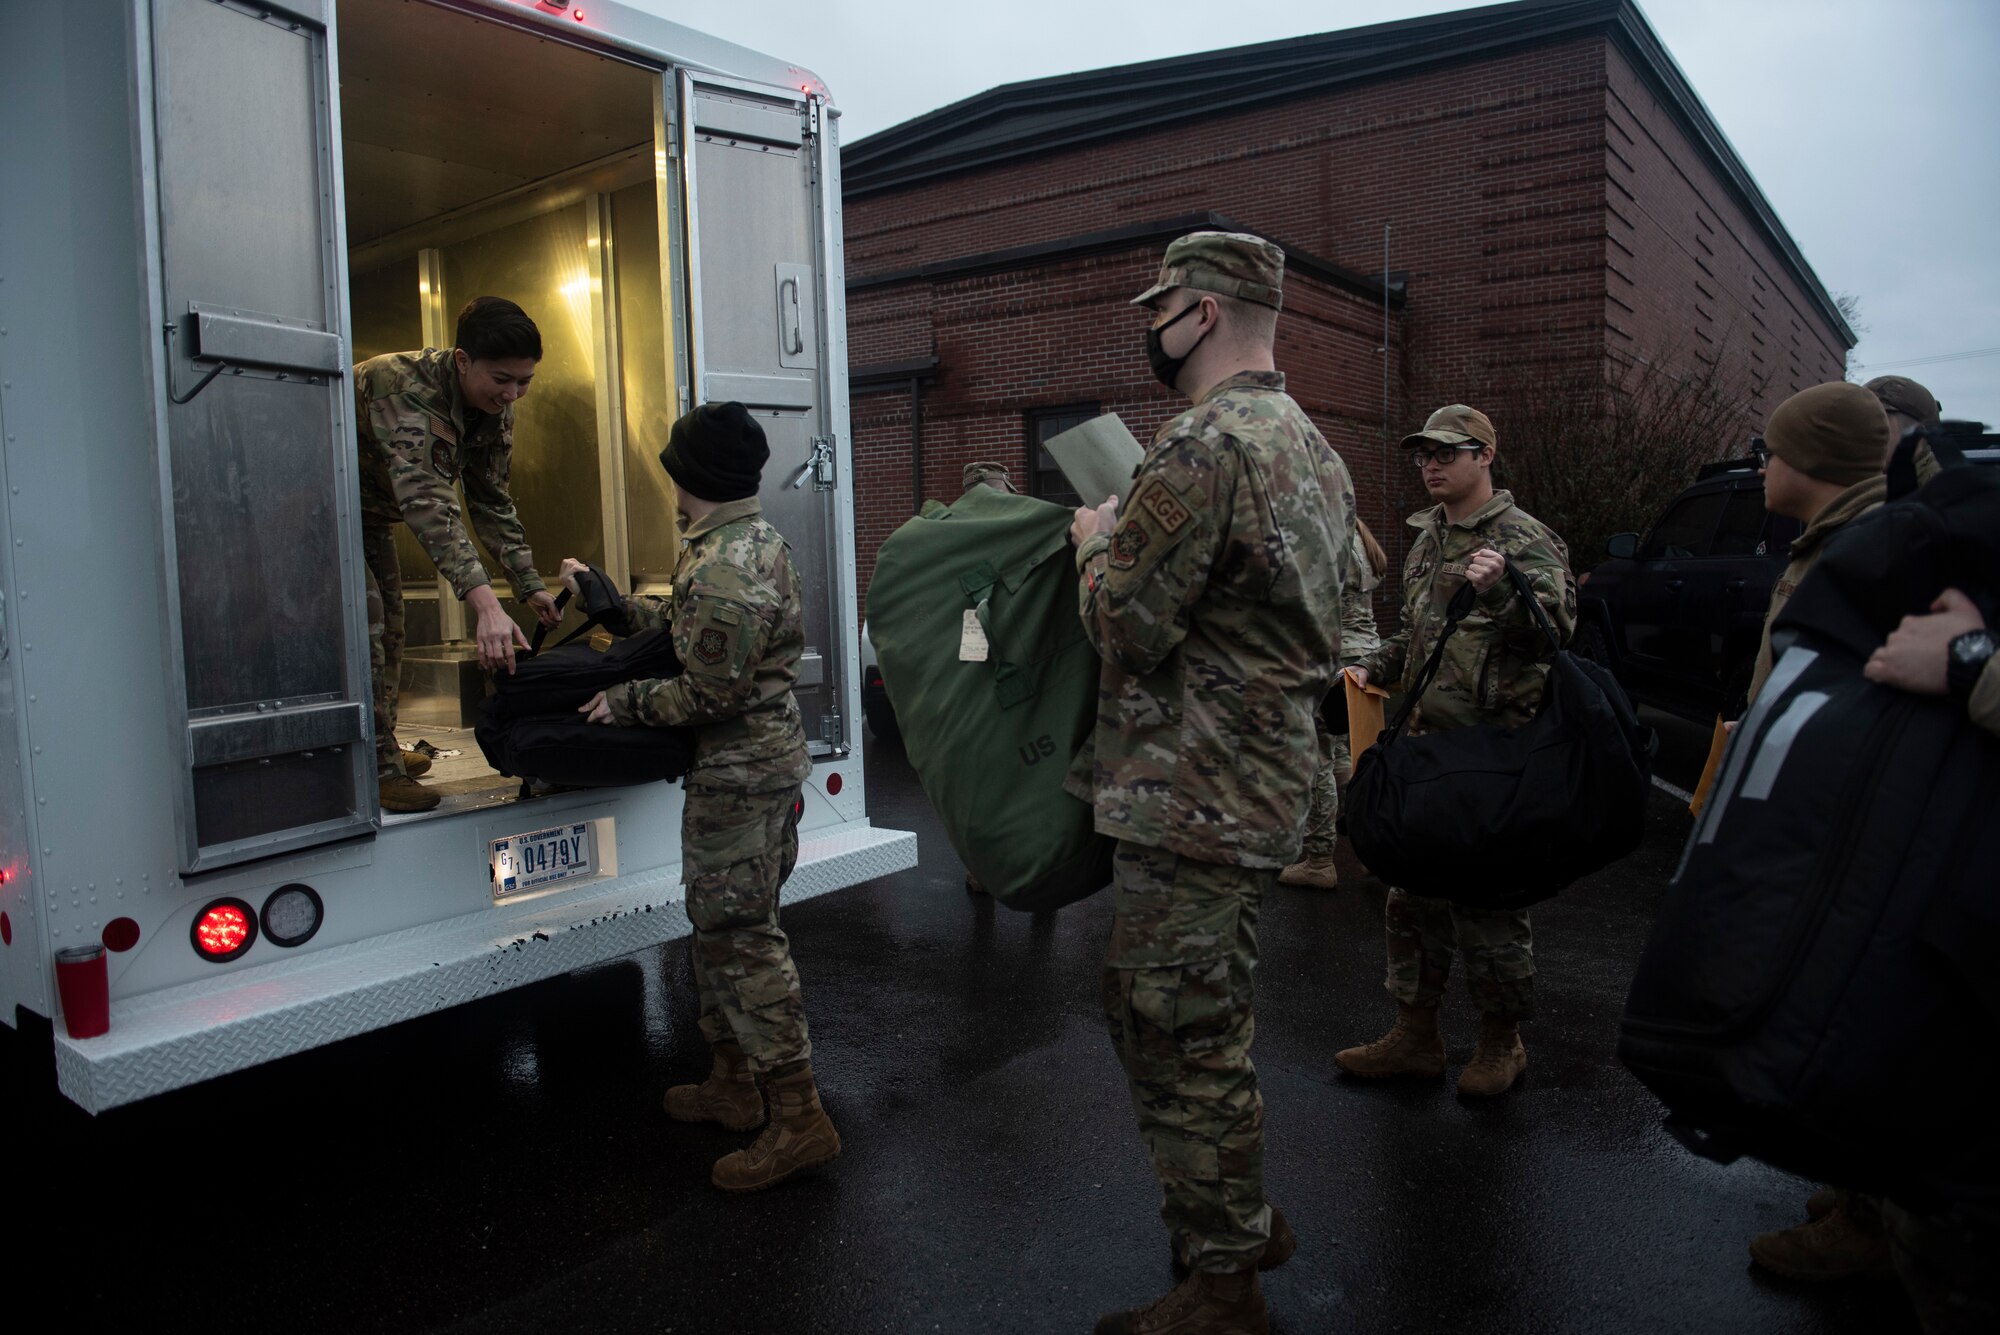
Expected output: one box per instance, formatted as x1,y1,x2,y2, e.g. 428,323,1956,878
1072,365,1354,1273
604,497,815,1073
355,348,545,776
1352,489,1576,1020
1301,527,1383,859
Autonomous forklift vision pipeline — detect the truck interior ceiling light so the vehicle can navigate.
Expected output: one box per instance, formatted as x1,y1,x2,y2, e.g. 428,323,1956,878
191,898,257,963
261,883,324,949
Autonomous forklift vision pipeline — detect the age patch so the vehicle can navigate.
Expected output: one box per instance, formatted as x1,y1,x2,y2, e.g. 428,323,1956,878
1135,483,1193,536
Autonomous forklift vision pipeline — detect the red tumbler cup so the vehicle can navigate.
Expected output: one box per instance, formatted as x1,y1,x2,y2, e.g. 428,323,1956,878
55,944,110,1039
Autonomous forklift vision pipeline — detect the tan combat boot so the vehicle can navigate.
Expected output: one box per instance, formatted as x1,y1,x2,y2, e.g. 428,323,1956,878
1277,852,1339,889
1749,1196,1893,1281
1173,1205,1296,1275
663,1040,765,1132
1334,1003,1446,1079
1805,1186,1838,1221
378,774,440,813
399,747,432,778
1457,1014,1527,1097
711,1061,841,1192
1094,1267,1268,1335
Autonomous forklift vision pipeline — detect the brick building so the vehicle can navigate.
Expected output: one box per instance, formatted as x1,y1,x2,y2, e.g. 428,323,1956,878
838,0,1853,611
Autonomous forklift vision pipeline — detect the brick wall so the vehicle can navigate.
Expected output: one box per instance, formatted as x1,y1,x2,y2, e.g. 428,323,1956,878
842,30,1847,613
852,243,1402,619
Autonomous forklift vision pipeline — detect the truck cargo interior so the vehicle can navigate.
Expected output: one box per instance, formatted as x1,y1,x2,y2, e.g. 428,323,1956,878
338,0,676,819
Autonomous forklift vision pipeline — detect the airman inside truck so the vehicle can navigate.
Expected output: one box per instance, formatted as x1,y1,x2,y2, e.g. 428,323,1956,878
356,296,564,814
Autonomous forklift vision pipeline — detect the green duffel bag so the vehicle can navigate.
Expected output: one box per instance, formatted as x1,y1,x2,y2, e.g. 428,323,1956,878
867,486,1113,912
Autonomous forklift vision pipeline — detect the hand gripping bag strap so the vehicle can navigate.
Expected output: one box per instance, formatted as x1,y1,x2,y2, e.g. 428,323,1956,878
529,564,637,655
1381,557,1562,740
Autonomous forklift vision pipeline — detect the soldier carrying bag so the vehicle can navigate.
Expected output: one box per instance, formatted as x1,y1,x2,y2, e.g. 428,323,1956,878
1619,426,2000,1208
474,566,696,789
867,485,1112,912
1339,559,1655,909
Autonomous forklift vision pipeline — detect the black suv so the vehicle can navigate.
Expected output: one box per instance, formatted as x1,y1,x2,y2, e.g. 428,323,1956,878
1576,443,2000,721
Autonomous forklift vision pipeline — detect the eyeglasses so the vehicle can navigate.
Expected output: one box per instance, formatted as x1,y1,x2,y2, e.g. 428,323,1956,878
1749,436,1770,469
1409,444,1485,468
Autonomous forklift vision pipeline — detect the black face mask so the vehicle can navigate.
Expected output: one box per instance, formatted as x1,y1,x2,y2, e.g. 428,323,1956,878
1145,300,1209,391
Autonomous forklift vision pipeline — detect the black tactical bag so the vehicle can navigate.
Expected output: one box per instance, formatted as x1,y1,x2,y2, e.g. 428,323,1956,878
1339,560,1655,909
474,568,695,788
1619,428,2000,1207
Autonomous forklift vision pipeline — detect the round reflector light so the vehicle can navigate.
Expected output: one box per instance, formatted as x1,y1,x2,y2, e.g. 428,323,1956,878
102,917,142,952
261,883,324,948
825,771,843,796
191,898,256,963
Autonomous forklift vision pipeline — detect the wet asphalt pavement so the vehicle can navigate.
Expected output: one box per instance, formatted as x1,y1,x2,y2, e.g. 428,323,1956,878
0,710,1923,1334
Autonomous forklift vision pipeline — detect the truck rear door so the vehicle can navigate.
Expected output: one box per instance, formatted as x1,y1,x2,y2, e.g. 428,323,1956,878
677,72,846,755
148,0,374,871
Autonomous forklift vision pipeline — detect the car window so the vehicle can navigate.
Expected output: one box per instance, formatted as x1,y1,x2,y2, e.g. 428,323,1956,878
1709,489,1768,557
1641,490,1727,560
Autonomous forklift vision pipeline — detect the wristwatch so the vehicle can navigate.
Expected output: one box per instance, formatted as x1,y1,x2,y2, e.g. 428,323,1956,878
1946,628,1998,708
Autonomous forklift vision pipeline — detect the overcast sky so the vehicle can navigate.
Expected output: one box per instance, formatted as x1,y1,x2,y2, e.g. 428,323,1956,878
633,0,2000,425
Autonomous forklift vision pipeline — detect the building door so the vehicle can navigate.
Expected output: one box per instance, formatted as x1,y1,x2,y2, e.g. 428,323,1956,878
678,72,845,753
149,0,374,870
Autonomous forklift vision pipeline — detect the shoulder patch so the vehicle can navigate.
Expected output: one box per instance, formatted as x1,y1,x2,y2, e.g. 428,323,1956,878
1135,483,1193,536
695,626,729,665
1108,521,1151,569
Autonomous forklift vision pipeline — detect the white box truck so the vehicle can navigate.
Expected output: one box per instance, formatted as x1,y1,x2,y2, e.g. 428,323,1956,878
0,0,914,1113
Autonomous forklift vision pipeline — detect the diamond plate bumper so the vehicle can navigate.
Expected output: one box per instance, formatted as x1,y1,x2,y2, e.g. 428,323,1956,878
53,823,916,1114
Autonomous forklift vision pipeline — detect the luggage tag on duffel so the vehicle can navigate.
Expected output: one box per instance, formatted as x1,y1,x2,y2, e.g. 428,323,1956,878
959,606,990,662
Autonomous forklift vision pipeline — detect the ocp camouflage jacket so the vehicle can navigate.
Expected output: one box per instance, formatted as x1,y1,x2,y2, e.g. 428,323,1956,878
1068,370,1354,869
604,497,811,792
1356,490,1576,733
355,347,544,600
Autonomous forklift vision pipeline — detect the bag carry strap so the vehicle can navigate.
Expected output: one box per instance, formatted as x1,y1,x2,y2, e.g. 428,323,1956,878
1379,557,1560,743
1886,421,1973,501
527,587,628,656
529,588,573,654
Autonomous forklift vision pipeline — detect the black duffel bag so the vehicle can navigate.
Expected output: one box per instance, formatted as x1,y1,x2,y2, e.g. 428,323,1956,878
1619,427,2000,1207
1339,560,1655,908
474,574,695,788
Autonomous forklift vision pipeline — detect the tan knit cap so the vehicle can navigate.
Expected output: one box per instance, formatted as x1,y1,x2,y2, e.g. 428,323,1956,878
1763,382,1891,486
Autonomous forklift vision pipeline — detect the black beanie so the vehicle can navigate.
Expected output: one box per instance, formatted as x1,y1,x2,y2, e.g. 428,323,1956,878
659,402,768,502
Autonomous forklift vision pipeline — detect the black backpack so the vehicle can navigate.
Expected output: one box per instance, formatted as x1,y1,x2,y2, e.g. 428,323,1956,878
1619,428,2000,1208
474,569,696,789
1339,560,1656,909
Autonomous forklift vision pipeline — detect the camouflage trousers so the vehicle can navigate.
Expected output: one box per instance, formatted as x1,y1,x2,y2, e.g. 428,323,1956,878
683,781,811,1074
362,526,405,777
1103,840,1274,1274
1382,886,1535,1020
1299,719,1351,859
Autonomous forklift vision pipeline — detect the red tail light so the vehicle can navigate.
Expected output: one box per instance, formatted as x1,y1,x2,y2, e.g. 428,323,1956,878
191,899,257,963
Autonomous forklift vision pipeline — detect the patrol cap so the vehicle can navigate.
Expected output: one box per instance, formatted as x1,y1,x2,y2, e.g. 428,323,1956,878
1401,404,1497,451
1131,231,1285,311
961,460,1019,494
1864,375,1941,424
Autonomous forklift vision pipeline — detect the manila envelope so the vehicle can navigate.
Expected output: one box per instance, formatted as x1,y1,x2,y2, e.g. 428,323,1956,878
1343,671,1392,777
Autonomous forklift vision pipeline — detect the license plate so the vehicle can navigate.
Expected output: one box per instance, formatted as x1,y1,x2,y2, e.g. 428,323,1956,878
490,822,594,898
